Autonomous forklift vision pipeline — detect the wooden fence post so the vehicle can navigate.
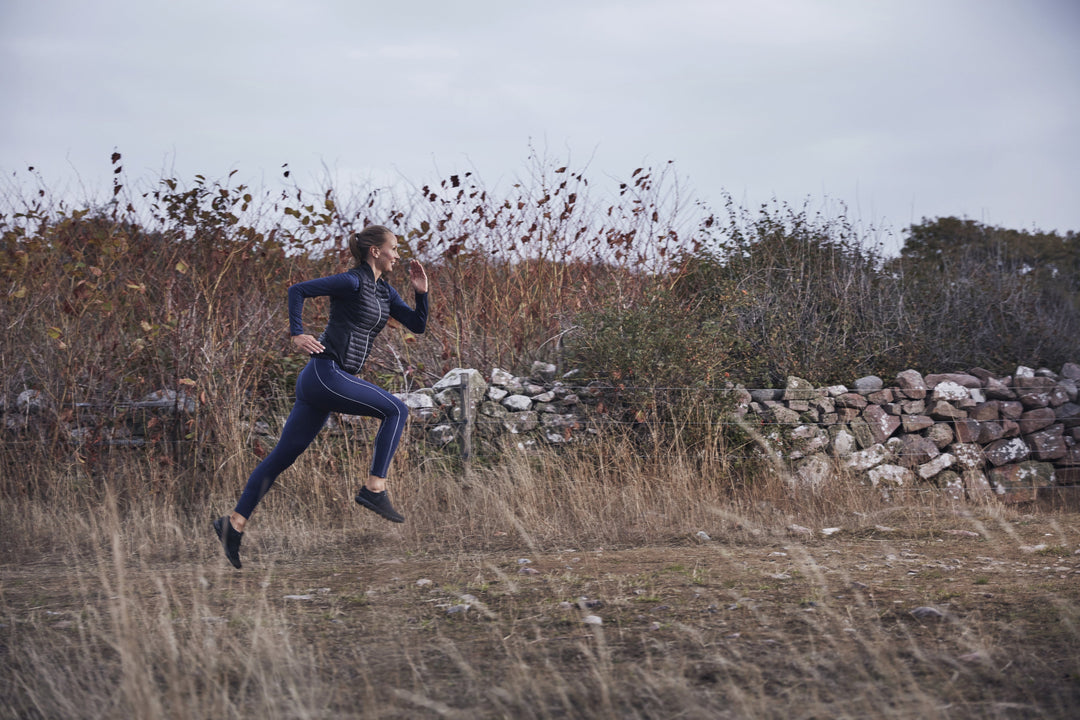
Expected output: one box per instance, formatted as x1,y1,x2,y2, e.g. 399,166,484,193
459,372,473,473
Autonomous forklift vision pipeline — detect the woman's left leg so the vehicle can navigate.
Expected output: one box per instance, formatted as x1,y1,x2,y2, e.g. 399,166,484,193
233,397,331,521
214,383,329,568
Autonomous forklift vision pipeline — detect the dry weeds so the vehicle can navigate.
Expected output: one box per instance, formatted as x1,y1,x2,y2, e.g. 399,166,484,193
2,445,1079,719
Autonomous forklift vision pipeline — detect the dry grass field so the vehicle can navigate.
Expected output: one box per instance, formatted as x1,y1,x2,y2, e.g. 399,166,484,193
4,158,1078,719
3,444,1079,719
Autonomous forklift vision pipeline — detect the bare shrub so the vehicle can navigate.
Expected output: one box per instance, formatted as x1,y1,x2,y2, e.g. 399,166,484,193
893,241,1080,371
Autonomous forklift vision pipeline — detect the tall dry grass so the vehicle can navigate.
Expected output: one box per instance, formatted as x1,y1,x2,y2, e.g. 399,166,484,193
3,433,1077,719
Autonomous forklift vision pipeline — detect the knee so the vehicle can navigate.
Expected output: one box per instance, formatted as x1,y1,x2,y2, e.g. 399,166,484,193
391,396,409,421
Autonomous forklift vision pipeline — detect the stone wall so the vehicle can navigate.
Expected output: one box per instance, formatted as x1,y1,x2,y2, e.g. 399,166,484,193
737,364,1080,502
395,362,1080,503
8,359,1078,503
391,362,603,450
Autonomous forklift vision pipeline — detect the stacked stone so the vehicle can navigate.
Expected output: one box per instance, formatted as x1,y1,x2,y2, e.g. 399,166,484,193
393,361,1079,501
4,387,199,446
746,363,1080,502
24,357,1076,505
396,361,601,450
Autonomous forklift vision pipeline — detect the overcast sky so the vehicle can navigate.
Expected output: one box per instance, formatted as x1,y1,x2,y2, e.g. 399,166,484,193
2,0,1078,253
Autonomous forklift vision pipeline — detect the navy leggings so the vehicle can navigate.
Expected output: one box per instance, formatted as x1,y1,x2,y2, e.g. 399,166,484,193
233,357,409,519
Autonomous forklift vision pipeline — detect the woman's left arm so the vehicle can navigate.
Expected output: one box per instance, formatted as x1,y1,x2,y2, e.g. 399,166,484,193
388,260,429,333
408,259,428,294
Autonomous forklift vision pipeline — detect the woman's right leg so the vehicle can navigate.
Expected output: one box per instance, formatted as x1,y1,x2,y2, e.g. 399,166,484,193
232,397,330,526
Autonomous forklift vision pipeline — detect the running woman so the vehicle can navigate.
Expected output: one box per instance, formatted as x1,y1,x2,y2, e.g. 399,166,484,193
213,225,429,568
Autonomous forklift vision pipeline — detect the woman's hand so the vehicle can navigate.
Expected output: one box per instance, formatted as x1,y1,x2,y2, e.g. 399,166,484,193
292,333,324,355
409,259,429,294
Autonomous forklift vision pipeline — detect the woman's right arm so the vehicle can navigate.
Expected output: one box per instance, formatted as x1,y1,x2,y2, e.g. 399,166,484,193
287,272,358,344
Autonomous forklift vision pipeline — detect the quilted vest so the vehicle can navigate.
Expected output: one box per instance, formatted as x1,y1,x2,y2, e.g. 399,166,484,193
315,265,391,374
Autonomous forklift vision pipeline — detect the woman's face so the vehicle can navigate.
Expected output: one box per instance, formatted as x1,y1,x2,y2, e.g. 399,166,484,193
370,233,400,275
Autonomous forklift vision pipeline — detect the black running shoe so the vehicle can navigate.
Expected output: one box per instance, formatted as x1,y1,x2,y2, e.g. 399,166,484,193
213,516,243,569
355,486,405,523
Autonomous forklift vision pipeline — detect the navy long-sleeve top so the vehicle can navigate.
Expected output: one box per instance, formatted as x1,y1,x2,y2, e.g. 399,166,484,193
288,264,428,374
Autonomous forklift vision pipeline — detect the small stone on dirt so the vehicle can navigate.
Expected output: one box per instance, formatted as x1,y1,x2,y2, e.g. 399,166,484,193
910,606,946,619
